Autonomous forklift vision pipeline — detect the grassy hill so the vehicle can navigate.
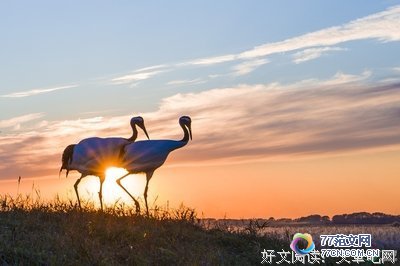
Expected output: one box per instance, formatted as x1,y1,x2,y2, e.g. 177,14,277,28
0,195,286,265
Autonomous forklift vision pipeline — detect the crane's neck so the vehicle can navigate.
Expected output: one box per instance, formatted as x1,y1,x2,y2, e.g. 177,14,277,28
180,123,190,143
127,125,138,141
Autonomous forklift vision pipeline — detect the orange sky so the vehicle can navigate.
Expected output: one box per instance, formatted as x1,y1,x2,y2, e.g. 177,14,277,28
2,149,399,219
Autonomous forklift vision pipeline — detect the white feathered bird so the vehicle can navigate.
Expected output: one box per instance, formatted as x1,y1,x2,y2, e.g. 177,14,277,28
59,116,149,210
116,116,192,214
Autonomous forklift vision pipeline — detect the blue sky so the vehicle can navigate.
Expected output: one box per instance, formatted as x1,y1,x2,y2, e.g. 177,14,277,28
1,1,400,121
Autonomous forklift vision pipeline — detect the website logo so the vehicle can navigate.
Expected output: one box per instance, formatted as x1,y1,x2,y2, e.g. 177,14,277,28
290,233,315,255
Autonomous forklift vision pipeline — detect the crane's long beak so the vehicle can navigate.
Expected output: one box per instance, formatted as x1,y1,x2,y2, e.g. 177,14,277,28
188,124,192,140
139,122,150,139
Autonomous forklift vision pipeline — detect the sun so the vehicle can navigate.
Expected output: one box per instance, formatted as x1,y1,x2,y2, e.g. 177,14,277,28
103,167,142,205
103,168,129,203
79,167,144,207
105,167,129,183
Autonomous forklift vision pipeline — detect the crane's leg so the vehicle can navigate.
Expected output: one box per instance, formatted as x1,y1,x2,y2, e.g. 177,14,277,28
74,174,87,209
144,172,154,217
99,175,105,211
116,173,141,213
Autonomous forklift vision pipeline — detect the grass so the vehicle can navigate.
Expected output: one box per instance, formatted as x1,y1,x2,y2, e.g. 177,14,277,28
0,195,287,265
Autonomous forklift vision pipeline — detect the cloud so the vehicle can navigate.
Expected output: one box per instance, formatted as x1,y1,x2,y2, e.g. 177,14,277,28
152,74,400,165
111,65,168,85
293,70,372,87
0,113,44,129
0,115,134,176
167,78,205,86
231,58,269,76
133,64,167,72
103,6,398,87
2,71,400,180
184,5,400,66
111,70,166,85
292,47,347,64
1,85,78,98
186,54,237,66
238,5,400,60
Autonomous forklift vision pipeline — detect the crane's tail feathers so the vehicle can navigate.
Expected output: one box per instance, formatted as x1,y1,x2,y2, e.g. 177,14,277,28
61,144,76,179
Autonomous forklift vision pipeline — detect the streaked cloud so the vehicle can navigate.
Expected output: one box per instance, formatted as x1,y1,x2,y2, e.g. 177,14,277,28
102,6,399,88
238,5,400,60
184,5,400,66
292,47,347,64
186,54,237,66
2,71,400,180
110,64,170,85
133,64,168,72
231,58,269,76
111,69,166,85
1,85,78,98
294,70,372,87
153,73,400,165
0,113,44,130
167,78,205,86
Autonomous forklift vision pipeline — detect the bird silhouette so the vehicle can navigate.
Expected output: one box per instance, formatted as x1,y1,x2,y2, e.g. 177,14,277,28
59,116,149,210
116,116,192,215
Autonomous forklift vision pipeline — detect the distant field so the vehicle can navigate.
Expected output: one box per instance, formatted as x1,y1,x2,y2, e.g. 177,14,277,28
260,224,400,249
202,220,400,250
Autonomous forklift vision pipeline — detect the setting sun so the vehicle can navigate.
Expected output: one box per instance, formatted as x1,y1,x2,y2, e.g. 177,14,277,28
77,167,145,207
104,167,130,204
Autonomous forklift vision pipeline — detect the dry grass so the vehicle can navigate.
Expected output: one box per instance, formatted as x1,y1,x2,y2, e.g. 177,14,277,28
0,194,286,265
2,194,397,265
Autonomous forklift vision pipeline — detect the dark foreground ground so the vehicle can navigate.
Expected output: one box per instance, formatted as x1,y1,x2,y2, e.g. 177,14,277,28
1,196,396,265
0,196,287,265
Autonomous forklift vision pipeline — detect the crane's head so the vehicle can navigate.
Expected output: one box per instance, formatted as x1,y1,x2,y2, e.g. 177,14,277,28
179,116,192,140
130,116,150,139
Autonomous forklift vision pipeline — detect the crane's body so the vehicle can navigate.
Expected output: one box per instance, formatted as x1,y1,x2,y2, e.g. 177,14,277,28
116,116,192,215
70,137,129,175
59,116,149,210
122,140,186,174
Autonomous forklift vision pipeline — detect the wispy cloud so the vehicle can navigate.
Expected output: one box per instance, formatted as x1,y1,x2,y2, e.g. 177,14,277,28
231,58,269,76
133,64,167,72
292,47,347,64
186,54,237,66
184,5,400,66
1,85,78,98
238,5,400,60
105,6,399,87
153,74,400,165
167,78,205,86
294,70,372,87
111,65,169,85
0,113,44,129
111,70,166,85
2,71,400,180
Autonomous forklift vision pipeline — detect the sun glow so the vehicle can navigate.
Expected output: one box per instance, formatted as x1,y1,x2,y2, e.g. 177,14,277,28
79,167,145,207
104,167,130,203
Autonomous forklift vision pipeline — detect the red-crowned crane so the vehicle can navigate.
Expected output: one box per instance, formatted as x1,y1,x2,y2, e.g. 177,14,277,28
116,116,192,215
59,116,149,210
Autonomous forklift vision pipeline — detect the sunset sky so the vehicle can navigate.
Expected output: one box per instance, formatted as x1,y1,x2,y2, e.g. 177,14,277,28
1,1,400,218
